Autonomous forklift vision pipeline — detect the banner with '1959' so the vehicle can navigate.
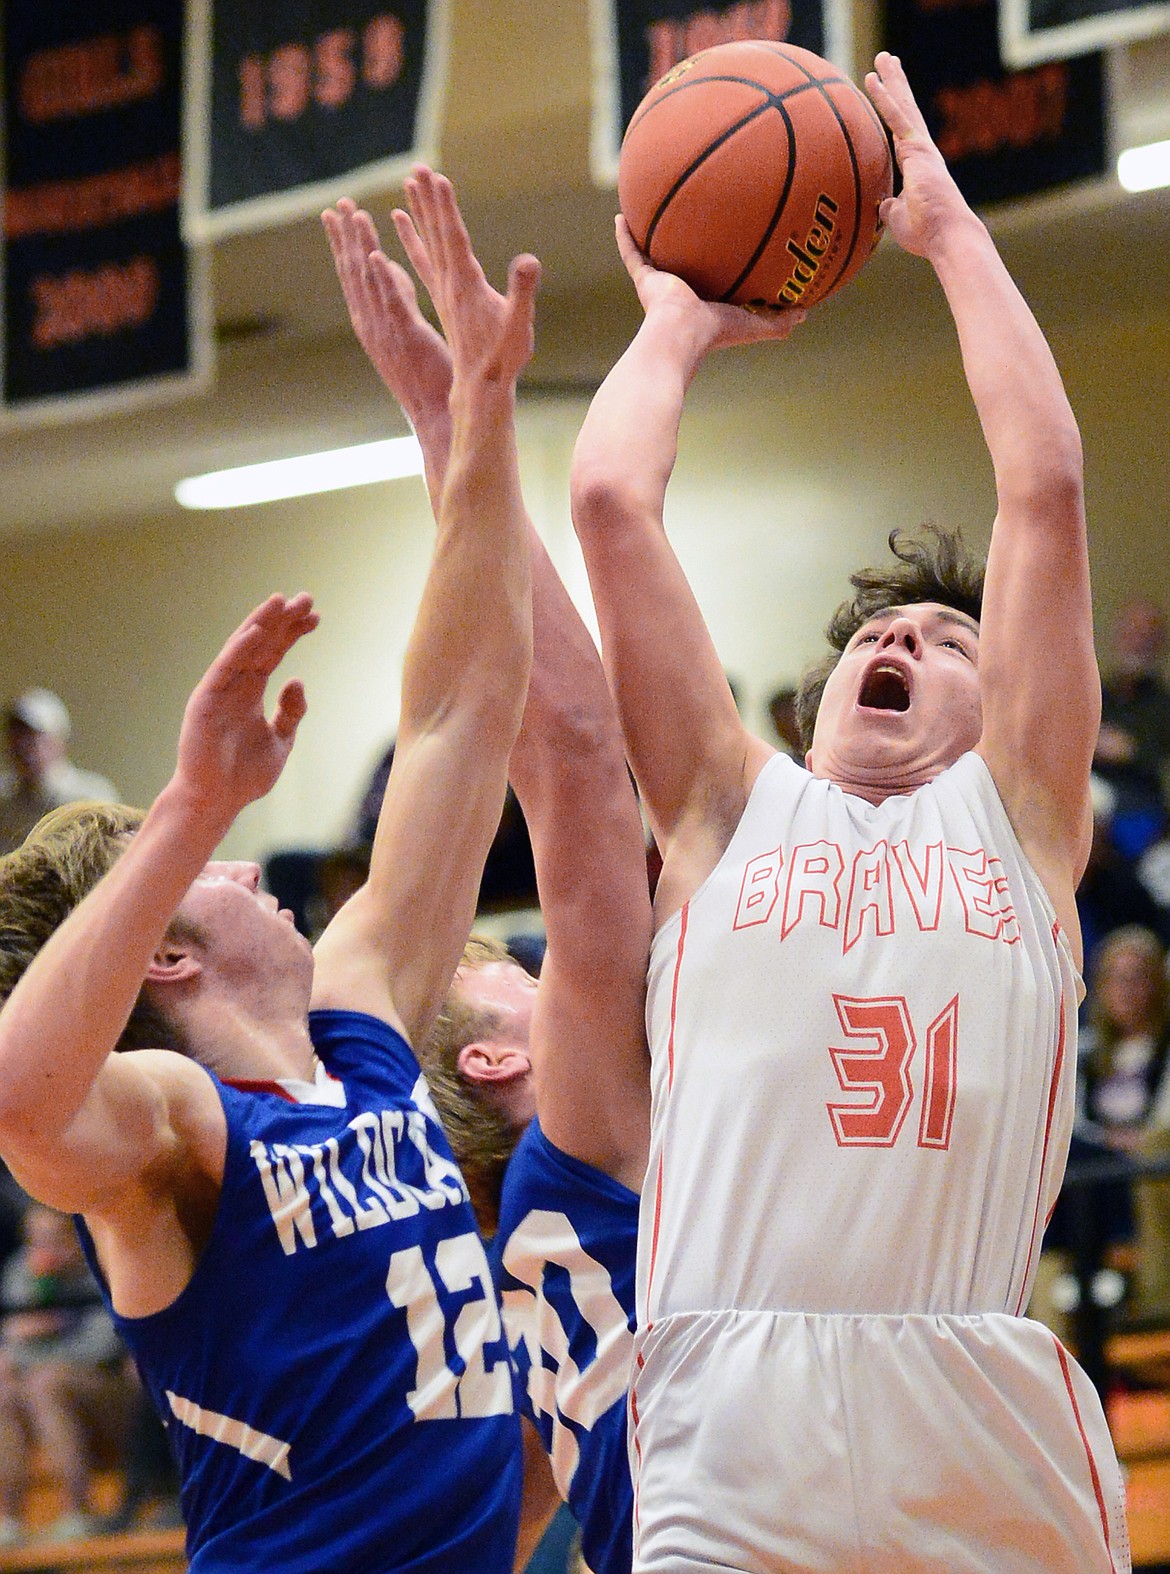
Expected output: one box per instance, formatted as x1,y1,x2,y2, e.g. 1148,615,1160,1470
183,0,450,241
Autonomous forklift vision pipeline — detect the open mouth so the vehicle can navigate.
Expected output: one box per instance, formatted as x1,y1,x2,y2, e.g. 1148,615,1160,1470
858,663,911,712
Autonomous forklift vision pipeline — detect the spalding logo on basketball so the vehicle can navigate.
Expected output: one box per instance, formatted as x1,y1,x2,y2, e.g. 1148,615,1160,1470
618,40,894,311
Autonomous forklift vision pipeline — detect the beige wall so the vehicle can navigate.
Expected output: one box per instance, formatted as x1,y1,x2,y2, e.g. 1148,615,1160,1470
3,271,1168,866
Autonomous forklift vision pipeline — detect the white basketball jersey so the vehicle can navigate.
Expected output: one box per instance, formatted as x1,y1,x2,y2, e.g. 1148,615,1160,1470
640,750,1078,1325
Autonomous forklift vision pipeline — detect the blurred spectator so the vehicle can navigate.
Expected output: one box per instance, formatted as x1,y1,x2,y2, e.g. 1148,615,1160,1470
0,691,118,856
1095,596,1170,861
265,739,537,938
1076,775,1170,971
1080,924,1170,1146
1078,925,1170,1321
766,684,802,759
0,1205,135,1545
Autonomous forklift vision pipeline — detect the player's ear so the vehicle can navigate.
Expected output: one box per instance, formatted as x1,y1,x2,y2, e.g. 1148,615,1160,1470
457,1040,530,1086
145,942,202,987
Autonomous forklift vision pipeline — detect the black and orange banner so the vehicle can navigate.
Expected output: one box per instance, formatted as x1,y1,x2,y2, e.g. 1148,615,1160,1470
2,0,209,423
184,0,448,240
590,0,852,184
1000,0,1170,70
885,0,1107,208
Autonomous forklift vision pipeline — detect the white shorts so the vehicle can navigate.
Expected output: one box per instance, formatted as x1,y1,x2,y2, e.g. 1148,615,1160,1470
629,1308,1129,1574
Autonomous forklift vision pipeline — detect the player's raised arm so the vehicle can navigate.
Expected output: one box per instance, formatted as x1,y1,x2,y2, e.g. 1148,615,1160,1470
511,528,652,1190
324,203,649,1181
0,595,318,1212
570,225,802,910
867,53,1098,904
311,169,536,1048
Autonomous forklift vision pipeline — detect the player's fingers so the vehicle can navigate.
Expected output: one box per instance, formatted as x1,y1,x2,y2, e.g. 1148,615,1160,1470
499,255,541,366
324,205,376,324
614,215,649,277
428,172,480,285
506,254,541,312
392,207,436,295
368,253,423,324
271,679,308,742
351,206,383,258
867,54,926,140
404,168,447,282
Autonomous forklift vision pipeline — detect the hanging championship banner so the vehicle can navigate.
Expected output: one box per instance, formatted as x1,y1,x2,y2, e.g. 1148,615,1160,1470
2,0,210,426
184,0,449,241
1000,0,1170,69
885,0,1107,209
590,0,853,184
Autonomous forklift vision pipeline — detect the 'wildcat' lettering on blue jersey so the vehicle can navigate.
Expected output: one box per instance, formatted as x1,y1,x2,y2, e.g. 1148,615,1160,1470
79,1010,521,1574
249,1105,468,1253
490,1121,638,1574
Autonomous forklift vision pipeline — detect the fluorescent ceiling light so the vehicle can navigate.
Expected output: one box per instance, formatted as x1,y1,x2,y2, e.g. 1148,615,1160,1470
175,435,425,509
1117,139,1170,194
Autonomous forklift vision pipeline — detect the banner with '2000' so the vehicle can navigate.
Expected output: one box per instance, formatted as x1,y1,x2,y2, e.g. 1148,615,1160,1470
2,0,211,425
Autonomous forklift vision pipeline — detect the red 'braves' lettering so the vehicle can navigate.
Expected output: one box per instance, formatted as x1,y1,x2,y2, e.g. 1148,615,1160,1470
843,840,895,953
781,842,844,939
948,848,1020,943
733,846,783,929
890,839,944,930
732,839,1019,951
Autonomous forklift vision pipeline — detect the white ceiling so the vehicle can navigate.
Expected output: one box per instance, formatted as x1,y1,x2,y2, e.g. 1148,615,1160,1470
2,5,1169,541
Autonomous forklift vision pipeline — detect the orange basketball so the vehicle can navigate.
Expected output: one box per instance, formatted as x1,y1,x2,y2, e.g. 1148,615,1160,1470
617,40,893,311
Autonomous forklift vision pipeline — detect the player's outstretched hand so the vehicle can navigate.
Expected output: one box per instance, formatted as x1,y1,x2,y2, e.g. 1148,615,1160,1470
391,166,540,389
322,197,453,430
615,215,805,353
175,594,319,821
865,52,970,259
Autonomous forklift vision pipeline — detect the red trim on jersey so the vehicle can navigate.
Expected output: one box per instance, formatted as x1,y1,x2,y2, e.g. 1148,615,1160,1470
642,905,689,1319
221,1077,298,1102
666,902,688,1090
629,1375,644,1540
1014,987,1067,1316
1053,1336,1119,1573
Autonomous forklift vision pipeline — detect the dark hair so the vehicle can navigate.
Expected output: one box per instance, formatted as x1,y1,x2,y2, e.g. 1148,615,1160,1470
794,526,985,753
0,800,186,1054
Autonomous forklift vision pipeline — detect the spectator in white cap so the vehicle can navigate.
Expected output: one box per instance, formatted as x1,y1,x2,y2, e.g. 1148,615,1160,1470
0,690,118,856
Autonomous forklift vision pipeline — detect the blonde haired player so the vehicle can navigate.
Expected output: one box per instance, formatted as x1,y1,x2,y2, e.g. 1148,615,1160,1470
569,51,1128,1574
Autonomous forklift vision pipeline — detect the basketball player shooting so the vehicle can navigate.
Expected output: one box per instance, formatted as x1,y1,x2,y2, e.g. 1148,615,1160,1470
0,169,538,1573
569,50,1128,1574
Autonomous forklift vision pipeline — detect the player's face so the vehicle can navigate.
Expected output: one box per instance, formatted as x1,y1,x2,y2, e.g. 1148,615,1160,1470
806,602,982,795
174,860,309,973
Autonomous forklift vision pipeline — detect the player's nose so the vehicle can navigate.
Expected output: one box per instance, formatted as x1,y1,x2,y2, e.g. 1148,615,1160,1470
878,618,921,656
212,860,262,890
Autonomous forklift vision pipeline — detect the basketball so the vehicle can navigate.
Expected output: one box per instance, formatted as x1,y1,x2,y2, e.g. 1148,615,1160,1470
617,40,894,311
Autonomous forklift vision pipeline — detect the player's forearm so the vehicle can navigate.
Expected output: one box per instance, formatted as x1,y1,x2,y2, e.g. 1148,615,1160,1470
409,405,453,520
929,211,1083,521
571,301,711,531
399,380,532,748
509,529,649,945
0,778,221,1146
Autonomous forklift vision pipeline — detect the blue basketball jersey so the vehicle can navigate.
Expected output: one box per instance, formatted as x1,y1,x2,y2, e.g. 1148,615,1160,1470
79,1010,521,1574
490,1120,638,1574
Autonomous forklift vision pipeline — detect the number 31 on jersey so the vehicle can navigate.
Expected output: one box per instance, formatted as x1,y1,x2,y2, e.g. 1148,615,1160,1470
827,993,959,1150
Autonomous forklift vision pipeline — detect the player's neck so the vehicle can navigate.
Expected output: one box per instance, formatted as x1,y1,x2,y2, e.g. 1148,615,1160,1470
178,983,317,1085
